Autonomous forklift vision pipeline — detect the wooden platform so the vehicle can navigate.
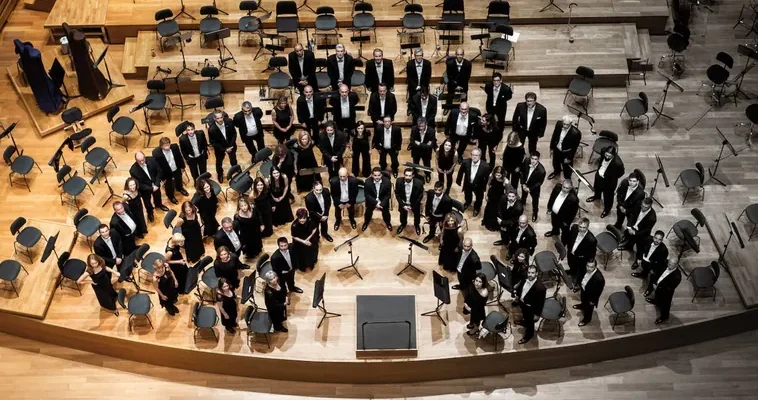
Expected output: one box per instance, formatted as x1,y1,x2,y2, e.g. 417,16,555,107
7,40,134,137
43,0,107,38
712,212,758,309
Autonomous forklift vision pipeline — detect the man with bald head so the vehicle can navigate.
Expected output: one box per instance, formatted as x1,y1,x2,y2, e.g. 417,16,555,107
329,167,360,230
451,237,481,291
507,215,537,256
445,48,472,101
329,84,359,133
548,115,582,180
445,102,478,163
296,85,326,138
128,151,167,223
327,44,355,91
288,43,317,95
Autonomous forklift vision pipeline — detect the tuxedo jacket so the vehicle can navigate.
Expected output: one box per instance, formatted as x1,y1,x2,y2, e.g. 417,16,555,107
580,269,605,307
93,230,123,267
305,189,332,219
151,144,186,178
627,208,657,238
650,268,682,308
445,58,472,92
549,122,582,159
232,109,264,138
409,92,438,124
445,109,478,138
271,249,300,275
213,226,243,253
484,82,513,116
425,191,453,217
129,158,162,193
371,125,403,153
330,176,360,204
514,278,546,316
456,159,490,192
410,125,437,157
616,180,645,214
636,236,669,269
364,58,395,91
498,198,524,228
296,95,327,124
509,225,537,254
326,54,355,88
287,50,318,88
179,131,209,162
329,92,360,121
208,120,238,152
317,131,347,160
406,59,432,91
394,178,424,208
564,225,598,263
512,101,548,138
368,91,398,122
109,208,138,242
520,161,546,192
547,185,580,224
457,249,481,282
594,154,626,184
364,176,392,209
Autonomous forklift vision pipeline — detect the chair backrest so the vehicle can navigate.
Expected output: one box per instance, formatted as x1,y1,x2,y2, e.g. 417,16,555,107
107,105,119,123
598,130,618,142
276,0,298,15
606,224,623,242
80,136,96,153
200,5,219,16
3,145,16,165
61,107,83,124
163,209,177,229
155,9,173,22
353,58,364,68
716,52,734,69
639,92,648,111
624,285,635,308
254,147,273,164
147,79,166,92
192,302,202,323
315,57,328,68
135,243,150,261
442,0,465,13
554,241,567,261
576,66,595,79
205,96,225,110
56,165,72,183
227,164,242,180
201,65,220,79
710,261,720,281
269,56,288,70
316,6,334,15
405,3,423,13
493,24,514,36
354,2,373,13
117,288,127,308
73,208,88,227
691,208,706,227
240,0,258,12
695,162,705,183
556,294,566,316
487,1,510,15
244,305,255,324
10,217,26,236
57,251,70,271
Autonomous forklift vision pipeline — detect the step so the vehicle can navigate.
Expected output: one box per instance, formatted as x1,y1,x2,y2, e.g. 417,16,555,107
23,0,55,12
121,37,138,78
622,23,642,61
133,31,155,78
637,29,653,63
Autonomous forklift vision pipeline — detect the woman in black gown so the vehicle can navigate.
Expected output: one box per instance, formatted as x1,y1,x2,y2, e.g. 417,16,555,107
195,178,219,237
510,247,531,293
436,139,456,195
77,254,120,316
293,131,321,193
213,246,248,290
179,201,204,263
152,258,179,315
123,178,148,237
269,165,294,227
234,197,264,259
271,97,295,144
290,208,320,271
215,277,238,334
439,213,462,271
263,270,289,332
350,121,372,178
271,144,296,197
251,177,274,238
165,233,189,293
502,131,525,187
482,166,507,232
463,272,489,336
476,113,501,167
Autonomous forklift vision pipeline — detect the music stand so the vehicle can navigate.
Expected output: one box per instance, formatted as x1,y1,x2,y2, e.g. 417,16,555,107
718,214,745,270
433,22,463,64
649,154,670,208
569,165,591,214
164,75,195,120
397,236,427,275
40,231,60,263
298,0,316,13
653,71,683,127
734,44,757,100
173,32,199,77
420,270,450,325
566,104,596,134
396,42,422,74
469,22,494,62
118,244,155,294
93,46,125,91
0,122,20,150
403,161,434,175
335,234,363,279
176,0,196,20
675,228,699,277
90,163,122,207
540,0,564,13
205,28,237,73
350,34,372,61
131,98,162,137
49,59,78,101
313,273,341,329
706,127,737,187
299,166,328,183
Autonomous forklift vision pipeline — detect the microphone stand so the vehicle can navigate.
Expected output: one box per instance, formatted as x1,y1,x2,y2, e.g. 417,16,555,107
706,139,729,187
90,163,122,207
653,71,682,127
569,165,591,214
335,234,362,279
648,168,665,208
165,75,195,120
175,33,199,77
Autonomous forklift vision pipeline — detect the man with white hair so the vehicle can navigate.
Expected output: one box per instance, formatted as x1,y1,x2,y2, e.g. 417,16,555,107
548,115,581,180
406,48,431,98
208,110,238,183
326,44,355,91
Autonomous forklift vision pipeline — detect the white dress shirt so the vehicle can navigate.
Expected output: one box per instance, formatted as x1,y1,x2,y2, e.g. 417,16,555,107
421,98,429,118
581,268,597,290
383,127,392,149
316,193,325,213
516,225,526,243
470,161,480,183
526,105,535,130
188,134,201,157
552,191,569,214
281,249,293,271
340,180,349,202
633,209,650,230
456,113,469,136
337,57,345,81
298,56,305,80
527,164,536,183
557,126,569,151
415,62,423,87
162,149,177,172
492,85,500,106
216,122,227,140
244,114,259,137
457,250,471,273
140,164,151,180
404,182,412,203
226,229,241,251
625,185,636,200
341,97,350,118
306,98,314,118
598,158,611,178
643,242,659,263
374,180,382,198
572,231,586,254
375,62,383,82
521,278,535,301
328,133,335,148
432,194,442,215
379,96,386,116
117,213,137,233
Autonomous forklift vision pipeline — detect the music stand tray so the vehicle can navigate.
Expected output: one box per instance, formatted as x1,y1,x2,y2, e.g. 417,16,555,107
356,295,417,358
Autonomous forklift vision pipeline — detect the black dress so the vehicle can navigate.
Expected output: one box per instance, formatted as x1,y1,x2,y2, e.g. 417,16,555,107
464,285,488,327
253,193,274,238
439,226,461,271
272,151,296,185
293,143,320,192
234,212,263,258
273,105,295,143
291,220,319,271
196,193,220,237
437,152,456,194
216,290,238,330
90,268,117,312
264,284,288,329
180,215,204,263
350,128,372,178
213,254,246,289
156,269,178,310
482,179,505,231
511,261,528,293
503,144,525,187
124,192,148,237
166,244,188,293
270,179,294,226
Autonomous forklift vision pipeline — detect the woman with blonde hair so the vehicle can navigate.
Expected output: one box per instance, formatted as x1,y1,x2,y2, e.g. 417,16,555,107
439,212,462,271
293,130,321,192
234,197,264,257
153,258,179,315
77,254,121,315
272,96,295,143
165,232,189,293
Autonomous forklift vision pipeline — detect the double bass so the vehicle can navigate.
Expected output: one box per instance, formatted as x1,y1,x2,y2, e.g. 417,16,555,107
63,23,109,101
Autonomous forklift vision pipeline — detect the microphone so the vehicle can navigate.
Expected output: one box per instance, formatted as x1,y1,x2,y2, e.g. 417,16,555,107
130,98,154,113
156,66,172,74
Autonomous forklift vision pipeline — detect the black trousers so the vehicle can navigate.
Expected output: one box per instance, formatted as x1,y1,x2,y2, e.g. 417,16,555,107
213,147,238,178
352,142,371,178
364,203,391,225
615,207,630,229
438,172,454,194
518,301,536,341
278,269,296,292
335,118,356,135
464,187,485,212
579,299,595,323
399,204,421,227
335,201,356,223
449,134,469,160
139,188,163,217
593,174,617,213
427,215,443,237
479,140,497,167
186,156,207,182
302,119,320,139
636,259,660,277
567,253,586,284
521,186,541,215
323,157,342,179
507,169,521,188
241,134,265,158
551,150,573,179
550,214,570,242
412,151,432,178
378,149,399,173
517,131,540,155
163,169,185,199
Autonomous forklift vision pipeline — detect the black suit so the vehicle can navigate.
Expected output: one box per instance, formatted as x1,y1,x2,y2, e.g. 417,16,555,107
445,109,478,159
179,131,209,181
456,159,490,212
484,82,513,133
151,144,186,200
93,231,123,268
329,92,360,133
368,92,398,124
546,185,579,240
455,249,481,291
110,210,139,255
410,125,436,178
445,58,472,93
622,207,657,252
579,269,605,323
363,176,392,226
409,92,438,127
563,225,598,283
296,95,326,138
406,58,432,98
511,101,547,154
514,278,546,341
395,177,424,228
317,131,347,179
549,121,582,179
232,108,265,157
271,249,299,292
498,198,524,245
326,54,355,90
635,237,669,277
592,155,625,214
330,176,360,224
208,120,238,178
129,158,163,216
305,189,332,236
424,191,453,237
647,267,681,320
372,125,402,174
213,226,243,256
288,50,318,94
520,160,546,215
365,59,395,92
508,224,537,256
614,180,645,229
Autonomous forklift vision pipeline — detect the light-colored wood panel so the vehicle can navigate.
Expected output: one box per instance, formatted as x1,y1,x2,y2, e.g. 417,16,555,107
43,0,106,27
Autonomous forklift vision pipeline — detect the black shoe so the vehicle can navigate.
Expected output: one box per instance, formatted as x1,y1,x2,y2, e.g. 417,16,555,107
493,240,504,246
158,205,170,212
654,318,668,325
386,223,393,231
544,231,557,237
473,210,479,217
531,214,537,222
572,304,582,310
547,172,557,180
148,214,155,223
631,262,639,270
631,272,644,278
425,175,431,183
179,189,190,196
169,198,179,205
645,297,654,304
600,211,609,218
276,326,289,333
350,220,357,230
334,222,340,231
324,233,333,242
422,235,434,244
643,290,651,298
462,203,470,211
392,171,398,178
586,196,597,202
291,286,304,294
518,337,532,345
396,225,406,235
451,284,461,290
218,175,224,184
361,222,369,232
578,320,590,327
415,226,421,235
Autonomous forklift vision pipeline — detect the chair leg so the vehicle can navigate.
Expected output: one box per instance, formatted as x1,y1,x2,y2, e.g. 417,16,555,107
146,314,154,329
682,188,690,205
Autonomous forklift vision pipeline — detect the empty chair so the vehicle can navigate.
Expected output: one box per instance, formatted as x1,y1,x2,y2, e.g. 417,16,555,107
351,58,367,95
139,252,165,283
57,251,86,295
533,241,567,285
700,52,733,106
486,0,510,27
107,105,140,151
144,80,172,146
0,259,27,297
200,65,222,107
675,162,705,204
667,208,706,246
226,164,255,199
538,294,566,336
314,58,331,90
734,3,758,36
441,0,466,26
481,311,509,351
56,165,94,209
659,24,690,75
620,92,649,138
73,208,101,249
738,203,758,239
199,264,219,303
589,130,618,163
193,302,219,342
266,56,293,99
61,107,84,133
3,145,42,191
80,137,116,180
275,1,299,35
315,6,338,35
352,2,376,39
155,9,181,52
10,217,46,261
401,4,425,34
604,285,635,328
595,224,623,270
117,289,154,331
245,305,273,348
164,209,178,230
238,1,263,46
689,261,720,301
564,66,594,111
199,6,223,46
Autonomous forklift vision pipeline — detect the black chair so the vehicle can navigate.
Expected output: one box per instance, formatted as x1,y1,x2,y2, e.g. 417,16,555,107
199,6,223,46
80,137,116,181
10,217,45,262
275,1,299,36
486,0,510,27
57,251,86,295
352,2,376,39
56,165,93,210
314,58,331,90
491,256,513,309
689,261,720,301
253,147,274,178
538,294,566,336
244,305,273,348
107,105,140,151
564,66,594,111
117,289,154,331
675,162,705,204
226,164,255,199
164,209,178,230
401,4,425,34
73,208,101,250
198,264,219,303
596,224,623,270
351,58,367,96
441,0,465,26
155,9,180,52
698,52,732,106
202,96,226,128
145,80,172,146
200,65,222,108
193,302,220,342
487,24,515,72
139,252,165,283
738,203,758,239
589,130,618,163
667,208,706,247
315,6,338,35
733,3,758,36
3,145,42,191
266,56,293,99
61,106,84,133
604,285,635,328
0,259,26,297
533,241,567,285
198,172,227,202
481,311,509,351
745,103,758,141
184,256,213,295
620,92,649,138
238,1,263,46
659,25,690,74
